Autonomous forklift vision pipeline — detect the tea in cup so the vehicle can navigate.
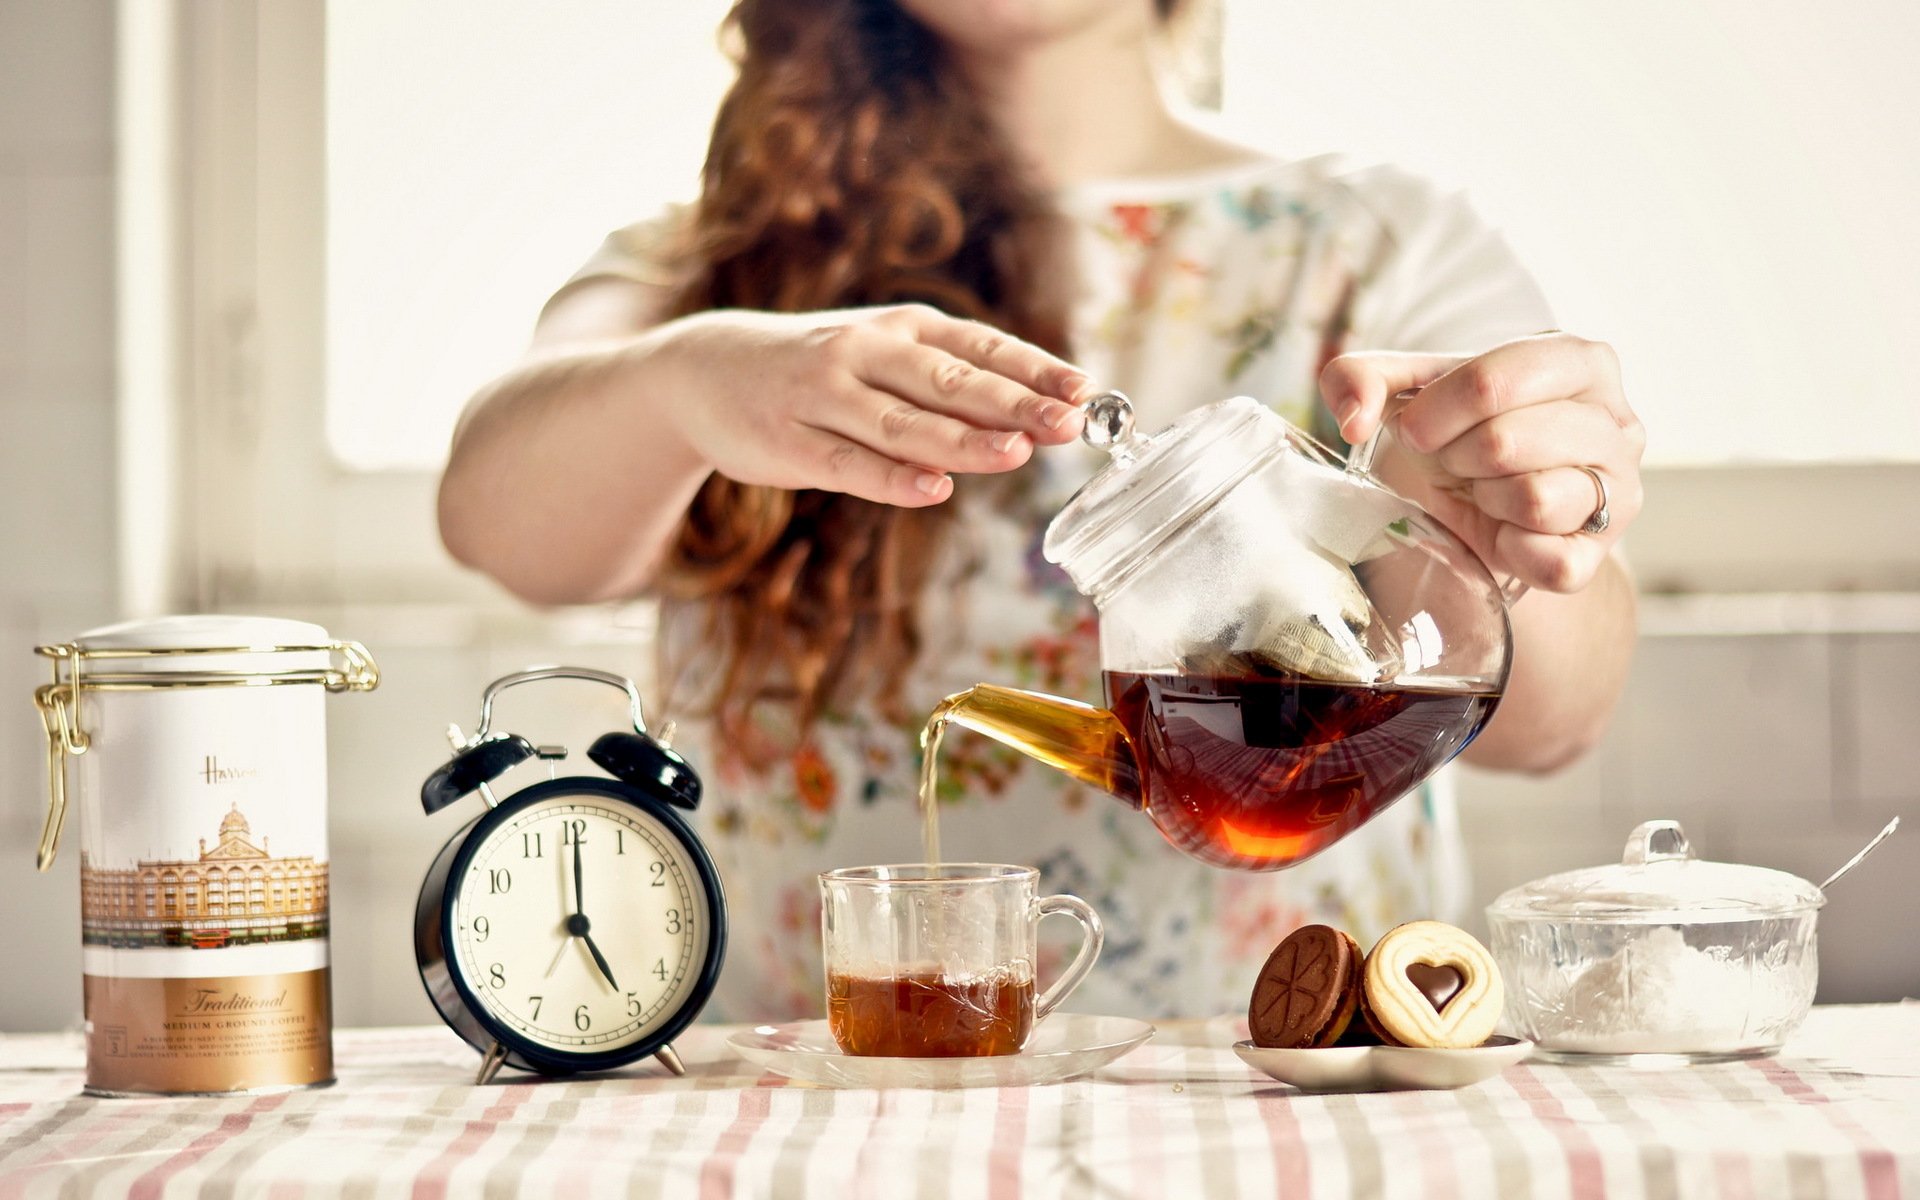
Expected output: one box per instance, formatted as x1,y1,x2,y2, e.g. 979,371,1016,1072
819,864,1103,1057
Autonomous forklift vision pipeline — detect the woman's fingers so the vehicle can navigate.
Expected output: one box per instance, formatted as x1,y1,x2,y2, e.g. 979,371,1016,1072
1468,466,1630,535
1493,522,1616,593
1431,399,1624,480
858,337,1081,442
788,426,954,507
1324,331,1641,591
1320,334,1627,452
1319,351,1464,444
1393,334,1624,454
811,385,1034,476
890,306,1091,406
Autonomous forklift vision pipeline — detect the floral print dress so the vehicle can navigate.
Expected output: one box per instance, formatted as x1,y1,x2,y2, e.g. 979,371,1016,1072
571,154,1554,1021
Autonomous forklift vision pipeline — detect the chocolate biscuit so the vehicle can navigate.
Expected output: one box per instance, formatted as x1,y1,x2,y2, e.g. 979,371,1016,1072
1248,924,1363,1049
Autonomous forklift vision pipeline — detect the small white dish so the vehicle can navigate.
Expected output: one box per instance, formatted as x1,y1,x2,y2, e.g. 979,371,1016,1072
728,1013,1154,1089
1233,1035,1533,1093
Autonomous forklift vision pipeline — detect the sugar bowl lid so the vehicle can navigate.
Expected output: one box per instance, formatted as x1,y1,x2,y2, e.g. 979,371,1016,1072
1487,820,1825,924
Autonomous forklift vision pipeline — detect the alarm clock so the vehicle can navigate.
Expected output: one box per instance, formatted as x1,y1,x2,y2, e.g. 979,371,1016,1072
414,666,726,1084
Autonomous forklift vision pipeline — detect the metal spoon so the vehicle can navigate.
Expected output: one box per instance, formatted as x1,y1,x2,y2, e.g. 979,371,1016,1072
1818,816,1900,892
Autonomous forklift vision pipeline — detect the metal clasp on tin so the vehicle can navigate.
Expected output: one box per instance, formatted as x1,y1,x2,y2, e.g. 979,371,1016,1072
29,640,380,872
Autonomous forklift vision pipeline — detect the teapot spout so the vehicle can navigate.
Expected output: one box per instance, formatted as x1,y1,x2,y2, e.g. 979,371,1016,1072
921,684,1143,807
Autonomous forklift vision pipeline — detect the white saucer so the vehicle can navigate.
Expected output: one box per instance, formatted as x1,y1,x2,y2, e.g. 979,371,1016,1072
728,1013,1155,1089
1234,1035,1533,1093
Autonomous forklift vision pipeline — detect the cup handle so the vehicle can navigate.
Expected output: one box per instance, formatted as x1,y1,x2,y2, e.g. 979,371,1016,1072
1030,894,1104,1022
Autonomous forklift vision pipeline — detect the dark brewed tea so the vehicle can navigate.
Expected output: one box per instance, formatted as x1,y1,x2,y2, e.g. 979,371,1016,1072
917,663,1498,872
1104,666,1499,870
827,966,1033,1057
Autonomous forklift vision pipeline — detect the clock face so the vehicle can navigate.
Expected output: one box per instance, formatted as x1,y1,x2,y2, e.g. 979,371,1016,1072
449,794,712,1055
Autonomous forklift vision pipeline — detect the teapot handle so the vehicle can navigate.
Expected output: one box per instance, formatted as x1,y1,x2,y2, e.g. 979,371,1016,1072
1345,388,1530,606
1340,388,1413,481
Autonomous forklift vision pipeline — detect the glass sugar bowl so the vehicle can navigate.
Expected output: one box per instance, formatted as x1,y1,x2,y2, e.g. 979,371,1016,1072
1486,820,1822,1064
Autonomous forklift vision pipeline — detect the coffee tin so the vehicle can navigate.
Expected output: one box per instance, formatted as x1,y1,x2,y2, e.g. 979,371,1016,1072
32,615,378,1096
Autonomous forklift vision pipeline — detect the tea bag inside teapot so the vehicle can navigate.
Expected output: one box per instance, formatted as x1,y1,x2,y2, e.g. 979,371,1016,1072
1166,451,1408,684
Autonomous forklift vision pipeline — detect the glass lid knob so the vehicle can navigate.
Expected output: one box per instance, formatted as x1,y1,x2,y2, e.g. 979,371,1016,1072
1081,390,1137,457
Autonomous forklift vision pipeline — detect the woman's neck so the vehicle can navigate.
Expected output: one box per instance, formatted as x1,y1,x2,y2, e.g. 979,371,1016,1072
952,9,1263,189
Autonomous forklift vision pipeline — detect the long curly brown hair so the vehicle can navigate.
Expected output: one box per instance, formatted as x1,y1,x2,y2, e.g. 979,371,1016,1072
655,0,1172,756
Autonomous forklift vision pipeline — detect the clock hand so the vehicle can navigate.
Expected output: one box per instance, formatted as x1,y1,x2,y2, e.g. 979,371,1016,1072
581,931,620,992
544,836,585,982
543,931,572,980
572,835,585,918
564,831,619,989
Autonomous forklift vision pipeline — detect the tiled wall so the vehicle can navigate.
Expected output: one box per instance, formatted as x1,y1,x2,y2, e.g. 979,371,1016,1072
1455,630,1920,1006
0,0,118,1031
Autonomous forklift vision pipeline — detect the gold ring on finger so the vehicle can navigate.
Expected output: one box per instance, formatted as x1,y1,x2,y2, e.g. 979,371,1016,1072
1577,466,1611,535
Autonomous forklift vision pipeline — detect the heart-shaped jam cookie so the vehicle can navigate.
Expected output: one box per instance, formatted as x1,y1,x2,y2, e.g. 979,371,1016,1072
1361,921,1503,1049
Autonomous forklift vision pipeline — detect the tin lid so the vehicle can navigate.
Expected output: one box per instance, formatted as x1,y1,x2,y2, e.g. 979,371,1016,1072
75,613,332,649
70,614,338,678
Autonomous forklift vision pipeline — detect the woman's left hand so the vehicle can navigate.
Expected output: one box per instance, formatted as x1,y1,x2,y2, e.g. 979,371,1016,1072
1319,333,1645,593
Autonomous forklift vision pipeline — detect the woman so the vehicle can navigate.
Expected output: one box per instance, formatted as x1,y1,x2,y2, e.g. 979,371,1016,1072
438,0,1643,1020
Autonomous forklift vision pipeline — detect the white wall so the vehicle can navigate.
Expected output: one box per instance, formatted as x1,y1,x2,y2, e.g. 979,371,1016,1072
1219,0,1920,465
0,0,117,1032
321,1,1920,472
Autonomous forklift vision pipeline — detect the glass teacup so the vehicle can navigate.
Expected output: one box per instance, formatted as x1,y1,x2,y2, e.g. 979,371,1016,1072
819,864,1103,1057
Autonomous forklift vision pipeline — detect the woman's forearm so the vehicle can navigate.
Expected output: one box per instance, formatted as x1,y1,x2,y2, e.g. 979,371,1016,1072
439,302,1091,606
437,327,711,605
1461,552,1637,773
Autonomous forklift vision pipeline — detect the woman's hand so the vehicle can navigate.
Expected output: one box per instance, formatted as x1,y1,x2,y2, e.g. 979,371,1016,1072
1319,333,1645,593
649,303,1090,507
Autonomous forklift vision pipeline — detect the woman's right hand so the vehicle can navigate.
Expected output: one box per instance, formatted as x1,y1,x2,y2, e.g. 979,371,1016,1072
648,304,1091,506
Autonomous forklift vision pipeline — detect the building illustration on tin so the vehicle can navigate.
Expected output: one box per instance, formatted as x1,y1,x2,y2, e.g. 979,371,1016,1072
79,803,328,949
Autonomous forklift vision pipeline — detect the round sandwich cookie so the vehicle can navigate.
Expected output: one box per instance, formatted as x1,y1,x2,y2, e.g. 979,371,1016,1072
1361,920,1504,1050
1248,924,1363,1049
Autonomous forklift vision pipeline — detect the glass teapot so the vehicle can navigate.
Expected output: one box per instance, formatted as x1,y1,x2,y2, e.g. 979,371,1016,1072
925,391,1521,871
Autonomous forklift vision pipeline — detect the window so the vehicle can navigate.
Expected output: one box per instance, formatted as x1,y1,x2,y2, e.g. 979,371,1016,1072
325,0,735,471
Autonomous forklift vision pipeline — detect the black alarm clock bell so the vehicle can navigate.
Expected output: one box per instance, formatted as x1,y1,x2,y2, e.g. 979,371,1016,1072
415,667,726,1084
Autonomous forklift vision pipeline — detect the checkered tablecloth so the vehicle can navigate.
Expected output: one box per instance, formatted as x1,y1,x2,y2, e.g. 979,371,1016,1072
3,1005,1917,1198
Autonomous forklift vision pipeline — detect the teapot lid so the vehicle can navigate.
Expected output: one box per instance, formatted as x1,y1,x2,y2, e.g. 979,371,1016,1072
1045,394,1296,600
1486,820,1825,924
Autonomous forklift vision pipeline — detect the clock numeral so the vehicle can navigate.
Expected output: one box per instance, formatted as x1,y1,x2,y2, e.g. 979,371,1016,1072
472,916,490,943
561,818,588,847
574,1004,591,1032
664,909,685,936
616,829,626,855
521,831,543,859
528,995,543,1020
489,868,511,895
652,958,668,983
488,963,505,989
648,861,667,888
626,992,641,1017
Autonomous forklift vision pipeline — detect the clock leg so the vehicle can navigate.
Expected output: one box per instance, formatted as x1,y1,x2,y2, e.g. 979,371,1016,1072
653,1044,686,1077
475,1040,511,1086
